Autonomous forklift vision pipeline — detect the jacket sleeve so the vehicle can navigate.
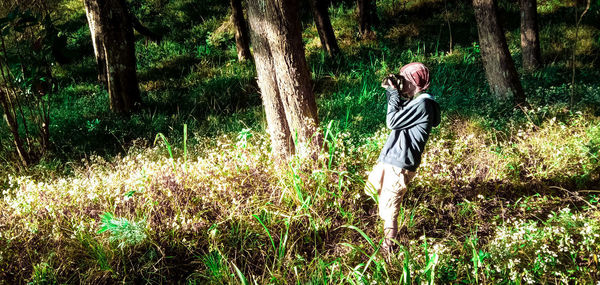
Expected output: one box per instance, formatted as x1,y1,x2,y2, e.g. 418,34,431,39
385,87,426,130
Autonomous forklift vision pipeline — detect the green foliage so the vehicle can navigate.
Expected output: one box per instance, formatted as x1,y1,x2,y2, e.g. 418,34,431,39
98,212,147,249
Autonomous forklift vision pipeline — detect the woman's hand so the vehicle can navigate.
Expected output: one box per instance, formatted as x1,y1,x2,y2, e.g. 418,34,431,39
381,74,396,89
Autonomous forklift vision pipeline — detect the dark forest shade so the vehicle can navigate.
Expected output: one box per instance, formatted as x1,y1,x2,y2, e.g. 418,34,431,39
473,0,526,106
519,0,541,71
85,0,141,114
309,0,340,57
0,90,29,167
247,0,322,161
357,0,377,38
230,0,251,62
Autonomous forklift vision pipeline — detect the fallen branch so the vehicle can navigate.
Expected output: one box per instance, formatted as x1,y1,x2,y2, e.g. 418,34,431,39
550,186,597,209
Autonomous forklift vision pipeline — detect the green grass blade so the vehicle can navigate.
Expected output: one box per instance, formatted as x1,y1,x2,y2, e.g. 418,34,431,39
154,133,175,171
343,225,376,250
253,214,276,254
183,124,187,171
232,262,248,285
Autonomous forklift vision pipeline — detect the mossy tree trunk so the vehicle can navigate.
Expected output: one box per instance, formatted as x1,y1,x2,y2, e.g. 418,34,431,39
85,0,141,113
309,0,340,57
473,0,526,106
230,0,251,62
247,0,322,161
519,0,541,71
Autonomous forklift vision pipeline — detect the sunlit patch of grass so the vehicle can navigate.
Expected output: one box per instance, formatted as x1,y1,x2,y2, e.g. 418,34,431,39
329,3,361,51
384,23,421,43
537,0,575,14
542,24,599,65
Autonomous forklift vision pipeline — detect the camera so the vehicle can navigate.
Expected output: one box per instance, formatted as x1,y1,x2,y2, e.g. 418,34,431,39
382,74,403,91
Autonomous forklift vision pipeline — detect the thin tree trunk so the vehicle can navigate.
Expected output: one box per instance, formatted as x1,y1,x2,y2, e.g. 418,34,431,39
84,0,107,85
87,0,141,113
519,0,541,71
473,0,526,106
570,0,591,108
0,90,29,167
357,0,376,38
131,15,162,42
309,0,340,57
247,0,294,162
231,0,252,62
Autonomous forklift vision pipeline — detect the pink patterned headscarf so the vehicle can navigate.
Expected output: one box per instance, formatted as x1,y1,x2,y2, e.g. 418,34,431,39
399,62,430,94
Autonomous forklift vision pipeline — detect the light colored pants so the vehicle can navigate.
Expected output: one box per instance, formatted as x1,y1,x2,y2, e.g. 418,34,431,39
365,162,416,230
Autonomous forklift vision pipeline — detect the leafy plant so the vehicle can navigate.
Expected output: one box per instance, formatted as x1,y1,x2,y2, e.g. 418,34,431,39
97,212,147,249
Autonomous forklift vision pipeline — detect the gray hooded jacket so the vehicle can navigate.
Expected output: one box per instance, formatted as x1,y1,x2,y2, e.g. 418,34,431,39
377,87,441,171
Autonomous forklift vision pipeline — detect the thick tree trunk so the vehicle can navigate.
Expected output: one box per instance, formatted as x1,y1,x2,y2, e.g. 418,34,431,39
473,0,526,106
230,0,252,61
519,0,541,71
357,0,376,38
263,0,323,158
248,0,323,160
84,0,107,85
309,0,340,57
86,0,141,113
247,0,294,162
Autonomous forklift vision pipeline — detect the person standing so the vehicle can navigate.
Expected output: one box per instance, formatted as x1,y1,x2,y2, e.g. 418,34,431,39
365,62,441,254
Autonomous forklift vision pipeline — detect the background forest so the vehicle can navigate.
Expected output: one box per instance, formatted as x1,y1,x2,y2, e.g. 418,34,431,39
1,0,599,283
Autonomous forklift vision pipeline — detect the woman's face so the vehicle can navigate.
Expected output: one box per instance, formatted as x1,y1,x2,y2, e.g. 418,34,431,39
401,77,417,97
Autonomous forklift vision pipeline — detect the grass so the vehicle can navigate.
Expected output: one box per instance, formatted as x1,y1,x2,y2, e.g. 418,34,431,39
0,0,599,283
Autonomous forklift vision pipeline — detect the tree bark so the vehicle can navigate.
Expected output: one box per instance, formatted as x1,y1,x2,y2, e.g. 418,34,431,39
248,0,323,160
309,0,340,57
84,0,107,85
357,0,376,38
263,0,323,158
230,0,252,62
247,0,293,162
519,0,541,71
86,0,141,113
473,0,526,106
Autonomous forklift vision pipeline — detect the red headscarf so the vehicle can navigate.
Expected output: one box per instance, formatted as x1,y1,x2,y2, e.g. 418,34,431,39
399,62,430,94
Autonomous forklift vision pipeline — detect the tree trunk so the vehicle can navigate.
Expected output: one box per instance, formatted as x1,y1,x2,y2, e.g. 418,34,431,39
357,0,376,38
86,0,141,113
519,0,541,71
473,0,526,106
84,0,107,85
263,0,323,158
309,0,340,57
248,0,323,160
131,15,162,42
247,0,294,162
230,0,252,61
0,90,29,167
